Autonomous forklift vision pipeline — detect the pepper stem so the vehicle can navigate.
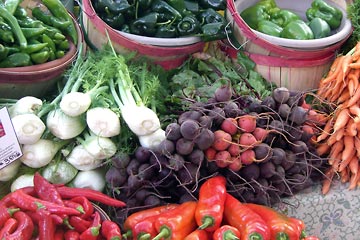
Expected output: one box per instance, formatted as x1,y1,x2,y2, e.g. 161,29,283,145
276,232,290,240
138,233,151,240
249,232,264,240
198,216,214,230
152,226,171,240
224,230,240,240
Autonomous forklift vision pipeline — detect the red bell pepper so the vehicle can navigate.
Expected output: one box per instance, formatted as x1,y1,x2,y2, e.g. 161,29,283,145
79,211,102,240
0,206,19,228
212,225,241,240
5,210,34,240
101,220,122,240
152,201,198,240
244,203,302,240
224,194,270,240
195,175,227,232
184,229,211,240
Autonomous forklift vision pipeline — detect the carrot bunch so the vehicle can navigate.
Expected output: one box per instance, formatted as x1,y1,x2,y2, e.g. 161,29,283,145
316,42,360,194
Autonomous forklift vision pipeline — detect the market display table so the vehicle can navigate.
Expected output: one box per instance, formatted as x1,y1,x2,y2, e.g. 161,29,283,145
275,180,360,240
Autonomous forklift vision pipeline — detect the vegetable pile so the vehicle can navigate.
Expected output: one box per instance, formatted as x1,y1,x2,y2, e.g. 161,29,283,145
241,0,343,40
0,0,77,67
121,175,320,240
91,0,230,41
0,172,125,239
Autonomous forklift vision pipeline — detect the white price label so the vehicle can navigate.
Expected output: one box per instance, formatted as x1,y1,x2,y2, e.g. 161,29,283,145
0,107,22,170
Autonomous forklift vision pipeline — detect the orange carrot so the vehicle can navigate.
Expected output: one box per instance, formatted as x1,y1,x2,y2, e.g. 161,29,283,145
349,104,360,122
338,136,355,172
322,168,335,195
349,62,360,69
316,118,334,142
333,108,350,132
340,167,350,183
348,155,359,175
348,171,360,190
335,128,345,141
316,142,330,156
320,55,344,85
329,140,344,159
344,117,357,137
346,86,360,107
337,88,350,104
342,54,353,78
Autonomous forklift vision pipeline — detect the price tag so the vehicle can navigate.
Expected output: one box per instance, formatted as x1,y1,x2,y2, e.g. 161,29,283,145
0,107,22,170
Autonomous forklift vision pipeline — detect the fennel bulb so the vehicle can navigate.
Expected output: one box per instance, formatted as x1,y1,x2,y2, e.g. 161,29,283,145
42,160,78,184
66,144,104,171
139,128,166,150
60,92,92,117
72,168,105,192
9,96,43,117
86,107,121,137
12,113,46,145
0,159,21,182
10,173,35,192
46,108,86,140
77,132,117,160
20,139,68,168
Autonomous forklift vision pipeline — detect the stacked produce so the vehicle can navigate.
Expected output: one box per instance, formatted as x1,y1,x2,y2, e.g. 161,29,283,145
121,175,320,240
91,0,229,41
241,0,343,40
0,172,125,239
0,0,77,67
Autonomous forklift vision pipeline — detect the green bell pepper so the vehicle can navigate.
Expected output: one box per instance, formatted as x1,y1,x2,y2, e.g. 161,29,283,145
199,0,226,11
129,12,158,36
200,21,228,42
155,24,177,37
31,50,50,64
197,8,225,25
101,11,125,29
280,19,314,40
165,0,189,16
270,9,301,27
308,17,331,38
0,17,15,43
176,14,200,36
0,52,31,68
257,20,283,37
305,0,342,30
94,0,131,14
151,0,183,22
240,4,271,29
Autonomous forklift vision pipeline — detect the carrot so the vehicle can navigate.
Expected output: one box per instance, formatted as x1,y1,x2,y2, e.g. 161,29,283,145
338,136,355,172
316,142,331,156
340,167,350,183
341,55,353,78
346,86,360,107
345,117,358,137
316,118,334,142
349,62,360,69
329,140,344,159
349,105,360,122
335,128,345,141
337,89,350,104
321,55,343,84
333,108,351,132
355,136,360,158
348,155,359,175
322,168,335,195
348,171,360,190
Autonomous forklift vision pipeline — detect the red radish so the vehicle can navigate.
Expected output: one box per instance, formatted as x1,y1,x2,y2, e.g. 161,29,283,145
239,133,258,148
228,143,241,157
221,118,239,135
240,149,256,165
215,150,231,168
237,114,257,133
205,147,217,161
252,127,269,141
228,156,242,171
212,130,232,151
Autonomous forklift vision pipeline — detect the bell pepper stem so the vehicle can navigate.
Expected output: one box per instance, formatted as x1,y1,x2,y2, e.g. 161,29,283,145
152,226,171,240
138,232,151,240
249,233,265,240
198,216,214,230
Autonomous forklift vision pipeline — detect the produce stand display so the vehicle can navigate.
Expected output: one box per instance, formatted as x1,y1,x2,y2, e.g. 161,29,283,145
1,0,360,239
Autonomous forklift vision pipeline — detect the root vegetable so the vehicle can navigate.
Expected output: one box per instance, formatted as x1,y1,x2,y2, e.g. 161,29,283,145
221,117,239,135
228,143,241,157
178,110,202,124
254,143,273,162
289,106,307,125
238,114,257,133
239,163,260,181
12,113,46,145
208,107,225,125
272,87,290,103
158,139,176,156
195,128,215,150
180,119,200,140
214,82,233,102
165,122,182,141
228,156,242,172
240,149,256,165
215,150,232,168
239,133,258,148
198,115,213,129
212,130,232,151
205,147,217,161
0,159,21,182
187,149,205,165
176,137,195,155
252,127,269,141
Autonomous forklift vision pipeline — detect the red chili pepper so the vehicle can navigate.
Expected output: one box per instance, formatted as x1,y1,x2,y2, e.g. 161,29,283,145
34,172,64,206
184,229,211,240
54,228,65,240
6,210,34,240
245,203,302,240
63,200,85,214
79,211,102,240
152,201,198,240
224,194,270,240
56,186,126,207
195,175,227,232
0,206,19,228
0,218,18,239
64,229,81,240
69,196,94,219
69,216,92,233
10,189,81,216
0,186,36,207
37,209,56,240
122,204,178,238
101,220,122,240
213,225,241,240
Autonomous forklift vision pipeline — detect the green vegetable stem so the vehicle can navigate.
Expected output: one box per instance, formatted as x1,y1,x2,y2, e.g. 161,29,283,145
176,15,200,36
306,0,343,29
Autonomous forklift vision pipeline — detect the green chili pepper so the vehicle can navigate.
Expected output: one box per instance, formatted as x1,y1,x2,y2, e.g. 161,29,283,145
0,18,15,43
43,24,67,40
32,7,71,30
21,27,47,38
17,17,43,28
0,44,9,61
280,19,314,40
5,46,20,54
0,3,27,48
55,50,65,58
42,34,56,52
13,6,28,19
197,8,225,25
57,39,70,50
42,0,78,43
4,0,21,15
31,50,50,64
270,9,301,27
199,0,226,11
0,52,31,68
306,0,343,29
155,24,177,37
151,0,183,22
177,14,200,36
257,20,283,37
308,17,331,38
200,21,228,41
129,12,158,36
21,43,49,54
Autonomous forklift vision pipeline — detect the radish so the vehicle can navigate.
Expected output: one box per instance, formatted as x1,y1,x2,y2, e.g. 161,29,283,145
221,117,239,135
239,133,258,148
240,149,256,165
228,156,242,172
212,130,232,151
205,147,217,161
228,143,241,157
237,114,257,133
215,150,231,168
252,127,269,142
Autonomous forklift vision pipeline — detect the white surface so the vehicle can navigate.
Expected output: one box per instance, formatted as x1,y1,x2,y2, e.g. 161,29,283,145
234,0,352,49
116,30,202,47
